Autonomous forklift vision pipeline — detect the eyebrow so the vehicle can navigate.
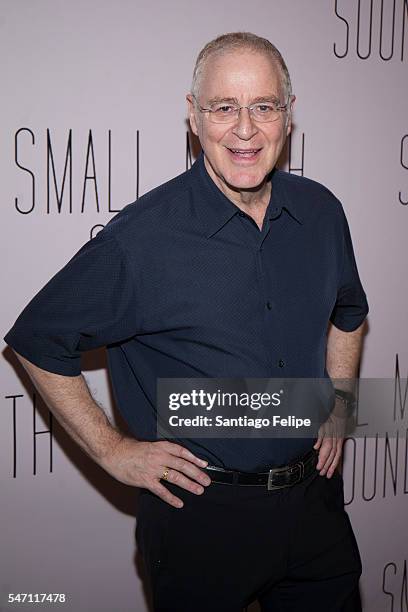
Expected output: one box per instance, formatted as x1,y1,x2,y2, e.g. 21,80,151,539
206,95,281,106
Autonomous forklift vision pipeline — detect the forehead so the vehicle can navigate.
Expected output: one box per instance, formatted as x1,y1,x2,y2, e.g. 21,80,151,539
199,49,284,100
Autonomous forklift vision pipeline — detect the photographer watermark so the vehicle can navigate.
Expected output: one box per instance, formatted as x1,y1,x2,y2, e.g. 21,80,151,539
156,377,408,439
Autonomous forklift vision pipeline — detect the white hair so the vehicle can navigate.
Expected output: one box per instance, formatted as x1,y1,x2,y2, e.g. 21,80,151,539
191,32,292,101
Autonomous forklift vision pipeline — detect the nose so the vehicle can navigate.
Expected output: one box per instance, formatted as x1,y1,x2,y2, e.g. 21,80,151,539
231,107,258,140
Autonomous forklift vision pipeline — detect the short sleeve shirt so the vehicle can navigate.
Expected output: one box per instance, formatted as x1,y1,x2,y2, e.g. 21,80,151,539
4,153,369,470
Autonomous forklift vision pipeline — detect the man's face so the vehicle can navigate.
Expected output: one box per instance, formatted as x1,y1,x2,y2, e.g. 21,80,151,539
187,49,294,196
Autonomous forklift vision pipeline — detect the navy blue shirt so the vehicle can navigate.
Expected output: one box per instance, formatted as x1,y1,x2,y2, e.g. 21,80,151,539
4,153,368,470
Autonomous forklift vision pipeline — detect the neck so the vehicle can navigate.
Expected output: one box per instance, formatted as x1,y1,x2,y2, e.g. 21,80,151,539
203,155,272,224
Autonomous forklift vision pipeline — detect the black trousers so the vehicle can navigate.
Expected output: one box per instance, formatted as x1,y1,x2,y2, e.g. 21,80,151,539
135,466,362,612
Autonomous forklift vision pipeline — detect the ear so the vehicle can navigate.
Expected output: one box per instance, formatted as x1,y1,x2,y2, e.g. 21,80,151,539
286,95,296,136
186,93,199,137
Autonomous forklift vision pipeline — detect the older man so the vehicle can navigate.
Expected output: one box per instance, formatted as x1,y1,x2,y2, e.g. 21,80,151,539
5,32,367,611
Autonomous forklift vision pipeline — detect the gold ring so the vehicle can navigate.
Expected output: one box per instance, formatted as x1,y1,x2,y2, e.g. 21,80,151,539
162,468,169,481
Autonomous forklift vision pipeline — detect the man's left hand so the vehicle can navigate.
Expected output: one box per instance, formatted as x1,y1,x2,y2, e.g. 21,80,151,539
313,413,346,478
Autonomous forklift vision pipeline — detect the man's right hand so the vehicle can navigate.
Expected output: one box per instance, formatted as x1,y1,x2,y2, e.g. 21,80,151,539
10,353,210,509
100,437,212,508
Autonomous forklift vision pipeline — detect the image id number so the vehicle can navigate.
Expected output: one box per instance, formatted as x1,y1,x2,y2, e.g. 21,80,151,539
8,594,66,604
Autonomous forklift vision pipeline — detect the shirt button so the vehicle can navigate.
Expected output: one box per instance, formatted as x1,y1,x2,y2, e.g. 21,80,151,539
238,212,246,217
278,359,285,368
266,301,272,310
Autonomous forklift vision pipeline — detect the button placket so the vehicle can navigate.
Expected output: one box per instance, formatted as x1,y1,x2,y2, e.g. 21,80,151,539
257,230,288,373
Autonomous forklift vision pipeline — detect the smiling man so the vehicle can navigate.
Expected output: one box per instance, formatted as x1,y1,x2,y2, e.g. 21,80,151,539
5,33,368,611
187,45,292,227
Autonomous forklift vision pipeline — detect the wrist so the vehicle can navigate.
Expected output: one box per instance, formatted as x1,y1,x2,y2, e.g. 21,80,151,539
333,389,356,417
96,421,125,466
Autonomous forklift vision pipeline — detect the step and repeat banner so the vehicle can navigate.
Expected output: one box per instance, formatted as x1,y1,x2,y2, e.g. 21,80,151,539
1,1,407,611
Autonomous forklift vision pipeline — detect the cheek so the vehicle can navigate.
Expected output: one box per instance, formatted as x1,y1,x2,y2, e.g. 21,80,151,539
266,128,287,148
201,124,231,145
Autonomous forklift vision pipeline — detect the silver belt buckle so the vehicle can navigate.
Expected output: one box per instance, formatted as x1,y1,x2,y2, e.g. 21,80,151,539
267,461,305,490
267,466,289,490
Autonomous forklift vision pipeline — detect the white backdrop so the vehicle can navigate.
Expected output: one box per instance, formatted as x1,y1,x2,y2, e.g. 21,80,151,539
1,1,407,611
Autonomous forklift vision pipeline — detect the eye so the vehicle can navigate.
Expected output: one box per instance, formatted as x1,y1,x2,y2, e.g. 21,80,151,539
212,104,236,114
254,103,277,113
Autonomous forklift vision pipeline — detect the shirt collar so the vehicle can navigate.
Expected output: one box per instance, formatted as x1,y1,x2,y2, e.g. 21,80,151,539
191,152,303,239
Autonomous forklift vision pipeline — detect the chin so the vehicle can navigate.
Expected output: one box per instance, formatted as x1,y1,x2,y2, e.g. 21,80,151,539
224,171,265,191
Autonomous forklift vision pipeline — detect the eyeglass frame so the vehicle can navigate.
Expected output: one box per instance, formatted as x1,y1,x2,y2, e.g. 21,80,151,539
191,93,293,123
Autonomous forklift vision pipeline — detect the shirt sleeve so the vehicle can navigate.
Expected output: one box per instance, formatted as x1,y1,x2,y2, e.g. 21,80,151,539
329,205,369,332
4,232,139,376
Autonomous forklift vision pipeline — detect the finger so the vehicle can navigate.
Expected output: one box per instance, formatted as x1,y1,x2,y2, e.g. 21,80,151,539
313,427,323,449
161,467,205,495
319,440,337,476
313,430,323,450
165,455,211,487
159,441,209,468
326,439,344,478
150,481,184,508
316,437,333,471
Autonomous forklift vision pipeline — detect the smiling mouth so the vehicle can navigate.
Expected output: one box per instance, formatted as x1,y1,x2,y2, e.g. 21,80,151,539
227,148,262,158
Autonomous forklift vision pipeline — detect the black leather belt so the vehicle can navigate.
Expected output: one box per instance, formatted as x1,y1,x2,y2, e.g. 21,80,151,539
204,449,318,490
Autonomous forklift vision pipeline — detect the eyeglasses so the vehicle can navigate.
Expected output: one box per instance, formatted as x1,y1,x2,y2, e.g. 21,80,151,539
192,94,291,124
